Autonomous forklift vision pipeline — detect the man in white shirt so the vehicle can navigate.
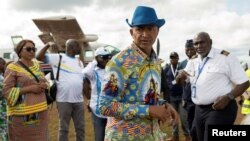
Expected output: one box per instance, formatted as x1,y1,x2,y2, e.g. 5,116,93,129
177,32,249,141
83,47,112,141
37,39,85,141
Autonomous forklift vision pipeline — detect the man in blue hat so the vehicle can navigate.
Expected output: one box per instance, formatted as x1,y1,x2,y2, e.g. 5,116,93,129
99,6,178,141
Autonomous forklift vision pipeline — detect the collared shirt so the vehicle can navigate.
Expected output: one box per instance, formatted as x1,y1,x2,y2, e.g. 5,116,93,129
185,48,248,105
83,60,107,118
99,43,165,141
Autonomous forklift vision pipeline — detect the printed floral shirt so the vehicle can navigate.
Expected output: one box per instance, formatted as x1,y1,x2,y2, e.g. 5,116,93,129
0,74,8,140
99,43,166,141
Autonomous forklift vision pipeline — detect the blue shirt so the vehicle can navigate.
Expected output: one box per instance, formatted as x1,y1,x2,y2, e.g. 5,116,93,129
163,63,183,97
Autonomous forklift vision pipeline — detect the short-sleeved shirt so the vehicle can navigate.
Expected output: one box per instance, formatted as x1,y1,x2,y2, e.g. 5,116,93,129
185,48,248,105
83,60,107,118
99,43,165,141
45,53,85,103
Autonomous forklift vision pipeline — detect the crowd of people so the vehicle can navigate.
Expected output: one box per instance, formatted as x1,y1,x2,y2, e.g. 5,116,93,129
0,5,249,141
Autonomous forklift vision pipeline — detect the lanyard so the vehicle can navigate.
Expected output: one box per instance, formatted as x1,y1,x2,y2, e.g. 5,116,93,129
193,57,209,85
170,64,178,78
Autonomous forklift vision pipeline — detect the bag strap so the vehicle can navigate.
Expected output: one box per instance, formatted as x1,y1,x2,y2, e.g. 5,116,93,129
55,55,62,80
50,70,55,80
18,61,40,83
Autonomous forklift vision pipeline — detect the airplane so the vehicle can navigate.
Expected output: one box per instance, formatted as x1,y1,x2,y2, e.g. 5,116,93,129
0,16,120,66
0,35,23,62
32,15,120,66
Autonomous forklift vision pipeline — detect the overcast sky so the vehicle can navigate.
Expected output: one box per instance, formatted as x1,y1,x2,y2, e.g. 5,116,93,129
0,0,250,63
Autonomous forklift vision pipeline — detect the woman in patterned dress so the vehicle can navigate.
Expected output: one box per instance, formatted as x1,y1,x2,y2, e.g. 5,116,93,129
2,39,49,141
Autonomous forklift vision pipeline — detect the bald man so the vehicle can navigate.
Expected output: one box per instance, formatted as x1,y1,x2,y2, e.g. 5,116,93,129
177,32,249,141
37,39,85,141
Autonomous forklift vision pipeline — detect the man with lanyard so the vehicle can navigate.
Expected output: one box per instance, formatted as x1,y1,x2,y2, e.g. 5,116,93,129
164,52,191,141
83,47,112,141
177,32,249,141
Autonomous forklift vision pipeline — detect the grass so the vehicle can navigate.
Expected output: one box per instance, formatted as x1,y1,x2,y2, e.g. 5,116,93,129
48,103,94,141
48,98,244,141
48,103,174,141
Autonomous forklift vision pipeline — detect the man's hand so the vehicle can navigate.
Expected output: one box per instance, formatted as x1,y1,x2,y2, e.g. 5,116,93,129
149,105,170,123
149,104,179,124
48,41,56,46
176,70,190,85
212,94,231,110
164,103,179,126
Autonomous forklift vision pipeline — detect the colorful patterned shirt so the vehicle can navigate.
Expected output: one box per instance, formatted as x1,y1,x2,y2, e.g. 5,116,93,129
99,43,166,141
0,74,8,141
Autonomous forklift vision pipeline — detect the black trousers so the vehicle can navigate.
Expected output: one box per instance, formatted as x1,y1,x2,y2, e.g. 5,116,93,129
185,102,198,141
194,100,237,141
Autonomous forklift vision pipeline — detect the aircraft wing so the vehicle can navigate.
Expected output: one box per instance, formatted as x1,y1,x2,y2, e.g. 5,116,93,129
32,16,86,51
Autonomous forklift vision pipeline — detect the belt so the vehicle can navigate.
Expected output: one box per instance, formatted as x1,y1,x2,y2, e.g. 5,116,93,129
197,103,213,108
197,99,236,108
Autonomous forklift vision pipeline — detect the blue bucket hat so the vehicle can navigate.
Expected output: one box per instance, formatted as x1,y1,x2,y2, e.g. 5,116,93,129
126,6,165,28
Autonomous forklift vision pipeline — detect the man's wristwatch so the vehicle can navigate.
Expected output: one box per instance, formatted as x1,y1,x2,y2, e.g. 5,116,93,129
227,92,234,100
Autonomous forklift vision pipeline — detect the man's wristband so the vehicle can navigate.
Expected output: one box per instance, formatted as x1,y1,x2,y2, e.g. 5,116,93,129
227,92,234,100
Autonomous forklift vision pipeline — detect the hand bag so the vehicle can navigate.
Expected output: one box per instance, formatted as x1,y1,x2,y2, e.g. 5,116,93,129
46,54,62,104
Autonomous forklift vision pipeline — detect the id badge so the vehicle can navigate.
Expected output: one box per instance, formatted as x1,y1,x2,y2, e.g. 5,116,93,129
172,80,176,85
191,85,196,98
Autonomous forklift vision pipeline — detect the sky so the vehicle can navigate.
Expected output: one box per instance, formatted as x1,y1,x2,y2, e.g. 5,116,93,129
0,0,250,64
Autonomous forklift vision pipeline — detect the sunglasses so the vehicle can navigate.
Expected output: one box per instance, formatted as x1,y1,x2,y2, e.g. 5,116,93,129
23,47,37,52
99,55,112,60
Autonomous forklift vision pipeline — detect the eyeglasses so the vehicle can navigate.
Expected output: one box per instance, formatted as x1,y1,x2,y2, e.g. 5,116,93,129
99,55,112,60
23,47,37,52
